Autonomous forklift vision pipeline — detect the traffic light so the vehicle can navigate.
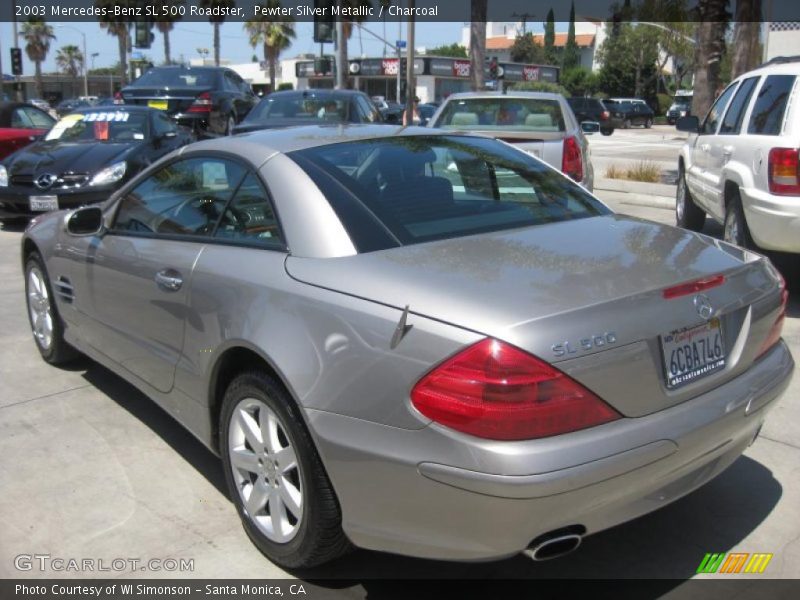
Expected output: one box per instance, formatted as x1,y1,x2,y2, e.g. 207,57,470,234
400,57,407,78
10,48,22,76
489,56,499,80
313,0,334,44
134,20,154,49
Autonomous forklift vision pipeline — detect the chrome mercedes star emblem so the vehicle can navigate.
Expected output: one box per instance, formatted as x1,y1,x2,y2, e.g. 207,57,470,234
34,173,58,190
694,294,714,321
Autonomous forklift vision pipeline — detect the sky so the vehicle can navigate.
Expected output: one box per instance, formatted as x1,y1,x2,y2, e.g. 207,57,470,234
0,20,472,74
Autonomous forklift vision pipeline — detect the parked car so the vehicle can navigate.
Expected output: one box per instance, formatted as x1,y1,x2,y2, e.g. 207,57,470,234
428,91,596,190
0,102,56,160
118,65,259,137
27,98,52,113
232,89,383,134
0,106,193,221
418,102,438,126
676,56,800,254
607,97,649,106
666,90,693,125
567,97,614,136
21,124,791,568
604,99,655,128
55,98,92,118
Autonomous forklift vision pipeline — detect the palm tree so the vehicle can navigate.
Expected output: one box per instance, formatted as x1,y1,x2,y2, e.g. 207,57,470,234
731,0,762,79
692,0,730,118
96,0,132,86
245,1,296,92
156,1,186,64
200,0,236,66
469,0,487,91
55,44,84,97
21,18,55,99
338,0,372,88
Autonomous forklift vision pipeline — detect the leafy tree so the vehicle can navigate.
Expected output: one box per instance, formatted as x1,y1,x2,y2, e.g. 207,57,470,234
562,2,581,71
470,0,487,91
245,0,296,92
427,43,468,58
156,1,185,65
692,0,730,117
199,0,236,66
543,9,556,65
55,44,84,95
560,67,600,96
96,0,133,85
510,33,545,64
510,80,569,96
21,18,55,98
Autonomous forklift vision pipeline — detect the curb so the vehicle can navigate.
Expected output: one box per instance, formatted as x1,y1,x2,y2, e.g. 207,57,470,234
593,177,676,210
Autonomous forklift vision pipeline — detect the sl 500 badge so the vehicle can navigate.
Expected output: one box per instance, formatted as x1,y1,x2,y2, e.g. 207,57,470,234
552,332,617,357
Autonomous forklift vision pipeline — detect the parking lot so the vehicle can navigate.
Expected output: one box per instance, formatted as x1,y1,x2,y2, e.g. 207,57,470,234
0,126,798,589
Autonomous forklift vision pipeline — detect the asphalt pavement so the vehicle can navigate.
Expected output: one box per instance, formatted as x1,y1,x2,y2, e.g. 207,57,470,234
0,159,798,588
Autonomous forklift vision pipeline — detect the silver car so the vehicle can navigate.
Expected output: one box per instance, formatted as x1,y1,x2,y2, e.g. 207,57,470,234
21,125,792,568
427,91,596,191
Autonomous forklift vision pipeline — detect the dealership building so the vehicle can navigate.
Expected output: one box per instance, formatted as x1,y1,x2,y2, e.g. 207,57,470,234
289,55,560,104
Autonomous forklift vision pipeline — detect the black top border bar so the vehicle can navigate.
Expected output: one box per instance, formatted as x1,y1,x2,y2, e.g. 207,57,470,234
2,0,799,23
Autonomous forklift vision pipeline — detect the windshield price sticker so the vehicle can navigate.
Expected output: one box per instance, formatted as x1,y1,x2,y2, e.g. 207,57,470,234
83,112,130,123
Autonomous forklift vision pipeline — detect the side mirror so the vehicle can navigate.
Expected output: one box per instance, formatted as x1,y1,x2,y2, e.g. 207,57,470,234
581,121,601,135
383,112,400,124
676,115,700,133
65,206,105,237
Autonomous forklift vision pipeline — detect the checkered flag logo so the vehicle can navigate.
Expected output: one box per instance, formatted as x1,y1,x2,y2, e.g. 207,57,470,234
770,22,800,31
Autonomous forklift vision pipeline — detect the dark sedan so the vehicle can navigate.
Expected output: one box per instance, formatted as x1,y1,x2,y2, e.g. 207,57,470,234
232,89,384,134
0,102,56,160
0,106,193,221
604,99,655,129
118,66,259,137
567,97,614,136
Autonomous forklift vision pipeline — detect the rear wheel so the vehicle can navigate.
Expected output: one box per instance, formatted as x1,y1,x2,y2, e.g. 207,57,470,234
25,253,79,364
220,371,351,568
600,128,613,136
224,113,236,136
724,190,756,249
623,118,631,129
676,167,705,231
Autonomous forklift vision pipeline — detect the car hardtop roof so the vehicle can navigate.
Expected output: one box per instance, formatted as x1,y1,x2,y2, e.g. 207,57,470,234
267,89,366,98
443,91,565,101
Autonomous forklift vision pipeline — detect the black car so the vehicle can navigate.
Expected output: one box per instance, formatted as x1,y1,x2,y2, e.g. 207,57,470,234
232,89,384,134
567,97,614,136
604,99,655,129
55,98,92,118
119,66,259,137
0,106,194,220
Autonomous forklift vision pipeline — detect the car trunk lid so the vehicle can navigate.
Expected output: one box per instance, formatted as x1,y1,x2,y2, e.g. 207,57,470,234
120,87,213,114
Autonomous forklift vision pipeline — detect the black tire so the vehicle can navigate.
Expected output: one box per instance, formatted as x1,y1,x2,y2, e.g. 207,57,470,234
220,370,351,569
724,190,756,249
224,113,236,136
600,127,613,136
645,118,653,129
676,166,705,231
623,118,631,129
24,252,80,365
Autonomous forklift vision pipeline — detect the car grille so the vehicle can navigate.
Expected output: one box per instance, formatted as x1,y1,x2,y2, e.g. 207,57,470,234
11,173,90,189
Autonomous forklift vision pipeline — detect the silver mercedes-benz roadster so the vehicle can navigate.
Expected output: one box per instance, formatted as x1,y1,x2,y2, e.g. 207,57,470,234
21,125,793,568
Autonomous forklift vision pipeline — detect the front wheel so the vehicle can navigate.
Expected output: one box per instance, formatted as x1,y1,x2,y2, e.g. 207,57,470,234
645,118,653,129
676,168,705,231
220,371,351,569
224,113,236,136
600,128,613,136
623,118,631,129
724,191,756,250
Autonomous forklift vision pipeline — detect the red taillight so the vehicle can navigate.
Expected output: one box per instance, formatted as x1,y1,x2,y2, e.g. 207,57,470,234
758,272,789,357
768,148,800,195
601,110,610,121
662,274,726,299
188,91,212,113
562,135,583,182
410,339,620,441
113,91,124,105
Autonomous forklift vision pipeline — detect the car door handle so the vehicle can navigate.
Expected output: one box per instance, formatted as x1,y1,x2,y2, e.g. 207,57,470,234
700,144,710,152
155,269,183,292
722,145,734,155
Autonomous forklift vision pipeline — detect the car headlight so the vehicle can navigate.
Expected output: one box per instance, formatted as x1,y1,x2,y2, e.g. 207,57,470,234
680,110,687,117
0,165,7,187
89,161,127,187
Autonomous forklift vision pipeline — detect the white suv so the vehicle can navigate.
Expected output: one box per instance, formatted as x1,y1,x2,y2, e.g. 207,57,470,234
676,57,800,253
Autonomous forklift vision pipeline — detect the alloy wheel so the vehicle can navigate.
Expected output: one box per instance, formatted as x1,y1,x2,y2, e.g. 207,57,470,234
27,266,54,351
228,398,303,544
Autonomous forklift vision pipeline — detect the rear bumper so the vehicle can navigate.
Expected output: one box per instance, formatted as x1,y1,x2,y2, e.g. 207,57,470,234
306,340,793,561
740,186,800,253
0,187,113,219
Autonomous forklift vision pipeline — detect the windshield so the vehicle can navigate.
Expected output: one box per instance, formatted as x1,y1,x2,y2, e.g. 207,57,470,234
245,93,349,123
132,67,219,88
290,135,609,251
673,98,692,107
44,111,148,143
435,98,565,132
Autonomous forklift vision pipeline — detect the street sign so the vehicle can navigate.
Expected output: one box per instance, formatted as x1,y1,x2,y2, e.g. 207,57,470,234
396,40,407,49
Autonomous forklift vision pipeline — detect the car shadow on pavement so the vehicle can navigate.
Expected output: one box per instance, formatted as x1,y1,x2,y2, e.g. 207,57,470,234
80,363,228,498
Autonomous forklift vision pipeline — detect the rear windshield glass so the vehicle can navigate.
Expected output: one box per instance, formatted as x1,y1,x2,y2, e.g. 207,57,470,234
435,98,565,132
132,68,220,88
245,93,349,123
289,135,609,250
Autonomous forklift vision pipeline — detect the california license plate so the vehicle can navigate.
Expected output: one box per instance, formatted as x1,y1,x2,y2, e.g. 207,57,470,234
148,100,168,110
29,195,58,211
661,318,725,389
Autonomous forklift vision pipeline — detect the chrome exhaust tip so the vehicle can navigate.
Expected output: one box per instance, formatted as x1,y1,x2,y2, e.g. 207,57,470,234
523,528,584,561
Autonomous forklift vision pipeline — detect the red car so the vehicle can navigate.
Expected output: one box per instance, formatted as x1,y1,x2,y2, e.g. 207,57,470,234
0,102,56,160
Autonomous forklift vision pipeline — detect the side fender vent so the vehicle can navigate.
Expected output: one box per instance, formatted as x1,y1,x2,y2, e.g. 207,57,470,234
54,276,74,304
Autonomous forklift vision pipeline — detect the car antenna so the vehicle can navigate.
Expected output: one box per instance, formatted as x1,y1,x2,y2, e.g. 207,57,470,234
390,305,413,349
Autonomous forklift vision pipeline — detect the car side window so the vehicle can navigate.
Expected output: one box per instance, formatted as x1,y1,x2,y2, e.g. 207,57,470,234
214,172,285,247
719,77,759,135
113,157,246,236
747,75,796,136
11,108,33,128
22,107,54,128
702,83,738,134
356,96,380,123
223,72,240,93
153,112,177,137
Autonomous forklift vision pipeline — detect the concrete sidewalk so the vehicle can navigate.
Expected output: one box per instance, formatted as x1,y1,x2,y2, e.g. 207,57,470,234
593,177,676,210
